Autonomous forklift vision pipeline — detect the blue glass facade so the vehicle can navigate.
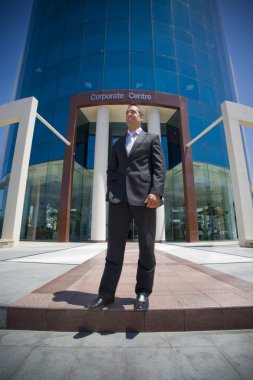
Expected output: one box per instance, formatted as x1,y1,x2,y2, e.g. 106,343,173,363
0,0,237,241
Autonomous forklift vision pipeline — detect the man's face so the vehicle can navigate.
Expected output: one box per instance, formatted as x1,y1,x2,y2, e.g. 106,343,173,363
126,106,143,131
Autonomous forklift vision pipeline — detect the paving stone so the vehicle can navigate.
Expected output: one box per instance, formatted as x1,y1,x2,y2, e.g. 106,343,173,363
8,346,77,380
172,345,242,379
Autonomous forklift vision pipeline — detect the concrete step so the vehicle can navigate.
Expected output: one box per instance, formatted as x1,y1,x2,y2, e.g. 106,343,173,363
0,239,14,248
6,245,253,332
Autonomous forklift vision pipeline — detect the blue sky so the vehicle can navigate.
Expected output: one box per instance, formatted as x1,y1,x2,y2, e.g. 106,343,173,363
0,0,252,107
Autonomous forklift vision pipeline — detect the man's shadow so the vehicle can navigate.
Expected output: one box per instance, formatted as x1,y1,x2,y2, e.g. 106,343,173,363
52,290,135,310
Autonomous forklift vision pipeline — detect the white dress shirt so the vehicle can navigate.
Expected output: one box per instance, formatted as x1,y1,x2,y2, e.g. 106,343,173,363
125,127,142,156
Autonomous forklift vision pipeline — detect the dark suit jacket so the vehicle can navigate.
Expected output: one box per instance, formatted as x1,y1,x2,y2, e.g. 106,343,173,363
106,130,166,206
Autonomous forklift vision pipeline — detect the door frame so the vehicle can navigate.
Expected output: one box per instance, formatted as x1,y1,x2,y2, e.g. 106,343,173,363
58,90,199,242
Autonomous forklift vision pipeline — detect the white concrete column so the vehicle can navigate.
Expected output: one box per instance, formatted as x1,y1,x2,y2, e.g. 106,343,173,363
221,101,253,247
91,106,109,241
0,97,38,245
147,107,166,241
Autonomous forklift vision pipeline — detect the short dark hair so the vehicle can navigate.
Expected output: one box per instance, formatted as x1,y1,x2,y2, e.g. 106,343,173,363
127,103,144,118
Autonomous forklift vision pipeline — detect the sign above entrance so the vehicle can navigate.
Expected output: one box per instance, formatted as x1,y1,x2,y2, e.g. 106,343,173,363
90,92,152,102
72,90,181,110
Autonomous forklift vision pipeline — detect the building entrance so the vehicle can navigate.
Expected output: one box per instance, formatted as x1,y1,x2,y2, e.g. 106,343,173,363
58,93,200,243
68,106,188,242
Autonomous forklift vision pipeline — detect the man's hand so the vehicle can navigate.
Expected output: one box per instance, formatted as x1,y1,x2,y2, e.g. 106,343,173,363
145,193,160,208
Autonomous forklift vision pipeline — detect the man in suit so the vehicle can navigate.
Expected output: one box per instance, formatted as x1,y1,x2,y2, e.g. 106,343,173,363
88,103,166,310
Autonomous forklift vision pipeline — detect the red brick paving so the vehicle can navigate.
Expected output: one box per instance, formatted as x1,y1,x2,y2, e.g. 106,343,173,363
6,244,253,332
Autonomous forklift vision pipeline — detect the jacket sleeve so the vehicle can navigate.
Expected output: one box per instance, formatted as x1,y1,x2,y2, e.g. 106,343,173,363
106,142,118,187
149,135,166,197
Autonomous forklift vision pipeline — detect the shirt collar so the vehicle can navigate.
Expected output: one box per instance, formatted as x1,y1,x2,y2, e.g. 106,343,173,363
127,127,142,137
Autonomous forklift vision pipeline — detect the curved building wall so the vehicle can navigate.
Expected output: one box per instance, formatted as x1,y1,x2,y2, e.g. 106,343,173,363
1,0,237,241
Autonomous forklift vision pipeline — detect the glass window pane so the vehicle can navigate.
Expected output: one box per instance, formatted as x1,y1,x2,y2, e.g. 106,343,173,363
107,0,129,19
179,74,200,101
85,0,106,22
57,58,80,97
46,34,64,67
41,65,59,102
155,70,178,94
187,99,203,118
0,123,17,179
241,125,253,183
84,21,106,55
30,142,50,165
130,53,154,90
206,146,225,167
21,162,63,241
178,62,196,78
87,134,95,169
195,50,210,73
152,4,172,24
50,6,67,36
173,1,190,30
52,96,69,137
104,53,129,89
189,115,204,140
199,84,216,106
106,20,128,52
66,0,85,28
192,142,206,163
153,23,174,56
130,0,151,20
70,164,93,241
175,40,194,64
49,141,65,161
63,25,84,60
130,19,152,53
80,54,104,92
191,19,205,42
32,117,52,145
32,42,47,73
174,27,193,44
154,55,176,72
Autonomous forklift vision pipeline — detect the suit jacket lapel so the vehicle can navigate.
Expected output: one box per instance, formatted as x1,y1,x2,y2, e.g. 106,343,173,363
129,130,146,158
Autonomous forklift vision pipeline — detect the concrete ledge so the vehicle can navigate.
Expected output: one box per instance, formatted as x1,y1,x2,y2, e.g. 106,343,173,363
0,239,15,248
6,306,253,332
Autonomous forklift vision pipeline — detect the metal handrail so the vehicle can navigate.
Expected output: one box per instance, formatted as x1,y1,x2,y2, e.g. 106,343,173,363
36,112,70,146
186,115,223,148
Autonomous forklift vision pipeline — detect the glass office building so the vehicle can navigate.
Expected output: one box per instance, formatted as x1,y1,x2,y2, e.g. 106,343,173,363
0,0,238,242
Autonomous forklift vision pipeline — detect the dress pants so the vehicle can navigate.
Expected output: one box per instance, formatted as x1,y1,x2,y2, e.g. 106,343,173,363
99,197,156,297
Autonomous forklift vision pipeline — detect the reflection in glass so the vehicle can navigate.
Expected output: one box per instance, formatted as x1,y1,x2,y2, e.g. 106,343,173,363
0,123,18,237
21,161,63,240
70,114,95,241
194,163,237,240
163,113,185,241
241,125,253,185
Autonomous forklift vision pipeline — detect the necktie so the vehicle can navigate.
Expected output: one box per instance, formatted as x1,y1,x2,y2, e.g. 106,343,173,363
126,132,137,156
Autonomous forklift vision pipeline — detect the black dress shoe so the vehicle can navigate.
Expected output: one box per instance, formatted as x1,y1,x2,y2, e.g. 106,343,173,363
134,293,149,311
87,294,114,310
